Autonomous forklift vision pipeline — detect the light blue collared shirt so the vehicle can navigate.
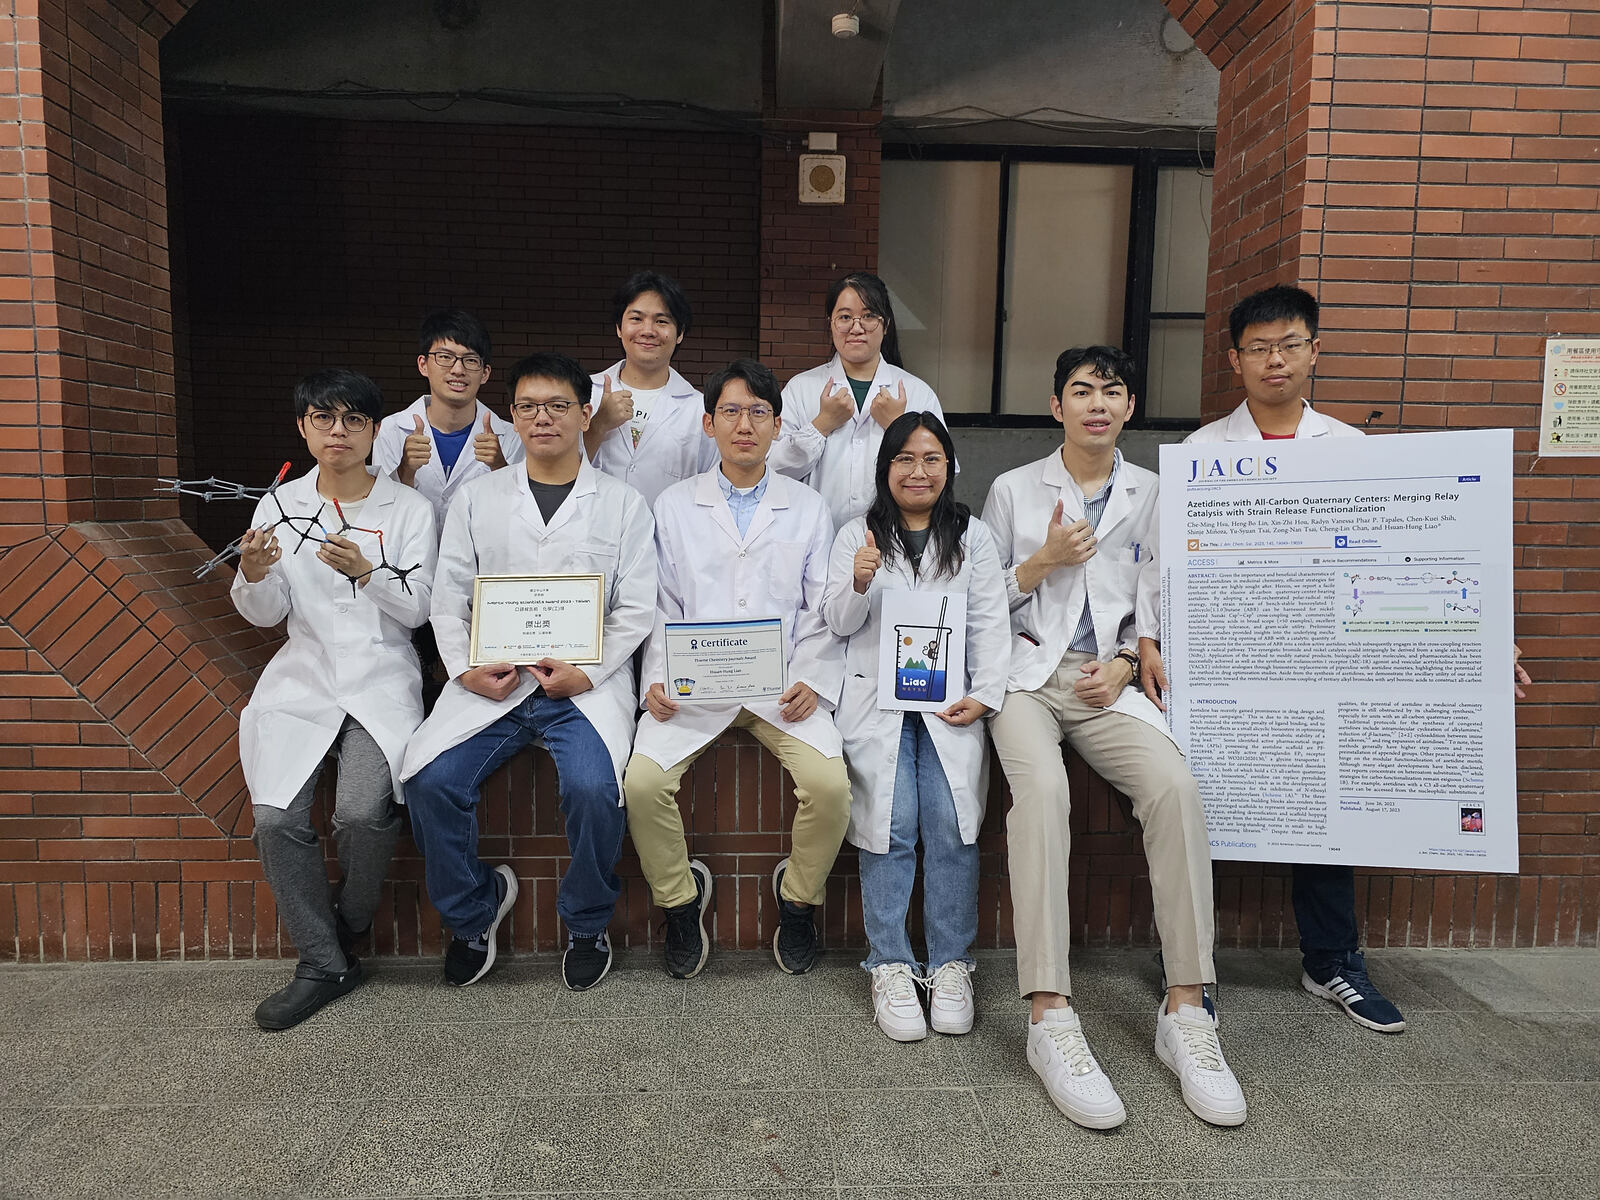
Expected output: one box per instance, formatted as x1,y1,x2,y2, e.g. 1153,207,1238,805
717,466,770,539
1068,450,1121,654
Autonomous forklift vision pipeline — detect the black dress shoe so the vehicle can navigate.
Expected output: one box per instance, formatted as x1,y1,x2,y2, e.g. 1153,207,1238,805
254,959,364,1031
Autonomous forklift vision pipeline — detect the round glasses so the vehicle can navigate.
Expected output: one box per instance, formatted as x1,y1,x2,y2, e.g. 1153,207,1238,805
306,410,372,433
831,312,884,332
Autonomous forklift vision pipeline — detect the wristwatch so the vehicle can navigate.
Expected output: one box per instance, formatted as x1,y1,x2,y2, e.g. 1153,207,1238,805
1114,648,1140,678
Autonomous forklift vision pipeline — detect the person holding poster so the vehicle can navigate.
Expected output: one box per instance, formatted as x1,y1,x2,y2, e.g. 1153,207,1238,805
982,346,1246,1130
769,273,950,530
624,358,849,979
583,271,719,505
401,353,656,993
819,412,1011,1043
233,369,437,1029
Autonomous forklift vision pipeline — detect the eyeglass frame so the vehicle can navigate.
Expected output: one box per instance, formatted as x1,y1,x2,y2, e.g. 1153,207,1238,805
888,452,949,472
510,398,582,419
304,409,373,433
830,311,885,333
426,349,488,371
712,402,776,424
1235,337,1315,361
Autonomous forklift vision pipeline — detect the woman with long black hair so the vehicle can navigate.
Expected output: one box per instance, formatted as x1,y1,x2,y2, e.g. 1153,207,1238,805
819,411,1010,1042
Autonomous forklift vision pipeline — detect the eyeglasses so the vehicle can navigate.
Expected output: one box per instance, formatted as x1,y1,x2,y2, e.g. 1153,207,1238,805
1237,338,1312,361
306,410,372,433
427,350,487,371
831,312,884,333
714,403,774,424
889,453,948,472
511,399,578,419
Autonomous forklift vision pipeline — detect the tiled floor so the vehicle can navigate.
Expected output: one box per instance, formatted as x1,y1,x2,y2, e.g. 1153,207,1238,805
1,946,1597,1198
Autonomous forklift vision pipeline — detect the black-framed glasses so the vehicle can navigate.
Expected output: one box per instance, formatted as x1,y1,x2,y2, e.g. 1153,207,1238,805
306,410,372,433
511,399,578,419
427,350,487,371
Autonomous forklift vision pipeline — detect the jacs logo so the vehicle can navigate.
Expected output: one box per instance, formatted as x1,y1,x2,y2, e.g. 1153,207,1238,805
1187,454,1278,482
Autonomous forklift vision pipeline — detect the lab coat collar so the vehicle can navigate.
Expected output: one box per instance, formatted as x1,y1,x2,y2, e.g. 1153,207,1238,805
821,353,897,427
1039,448,1137,533
596,361,700,455
1223,398,1331,441
281,465,396,523
694,464,786,547
507,454,597,538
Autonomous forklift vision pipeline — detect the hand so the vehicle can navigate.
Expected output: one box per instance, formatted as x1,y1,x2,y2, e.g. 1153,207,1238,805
644,682,680,722
238,526,281,584
853,530,882,593
1043,501,1097,568
473,412,506,469
529,658,594,699
460,663,521,702
1073,657,1133,708
936,696,989,727
870,380,908,430
316,533,373,584
814,377,855,436
595,374,633,436
399,414,432,485
778,681,819,723
1137,636,1168,712
1513,643,1531,700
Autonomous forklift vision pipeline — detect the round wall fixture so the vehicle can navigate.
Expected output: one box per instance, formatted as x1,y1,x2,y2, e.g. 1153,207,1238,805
832,12,860,38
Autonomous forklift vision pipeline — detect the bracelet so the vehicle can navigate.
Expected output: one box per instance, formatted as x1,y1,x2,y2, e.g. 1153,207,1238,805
1114,649,1140,676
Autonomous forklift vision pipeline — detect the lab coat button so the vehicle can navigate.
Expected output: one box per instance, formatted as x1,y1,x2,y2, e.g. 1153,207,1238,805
738,599,747,607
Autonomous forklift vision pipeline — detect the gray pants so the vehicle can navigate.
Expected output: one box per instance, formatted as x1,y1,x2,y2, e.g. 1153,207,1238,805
252,716,400,972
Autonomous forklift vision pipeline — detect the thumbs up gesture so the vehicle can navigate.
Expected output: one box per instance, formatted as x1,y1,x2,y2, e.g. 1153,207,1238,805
473,411,507,469
398,413,432,486
853,529,883,593
595,374,632,436
1042,499,1097,568
870,380,909,430
815,376,855,436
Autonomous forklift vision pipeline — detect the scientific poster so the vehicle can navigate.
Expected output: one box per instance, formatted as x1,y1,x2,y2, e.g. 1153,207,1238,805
1158,429,1518,872
876,590,967,713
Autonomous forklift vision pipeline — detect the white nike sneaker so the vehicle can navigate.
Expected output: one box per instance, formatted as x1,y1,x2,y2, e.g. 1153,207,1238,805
869,962,928,1042
1025,1007,1126,1129
1154,999,1248,1126
927,960,976,1035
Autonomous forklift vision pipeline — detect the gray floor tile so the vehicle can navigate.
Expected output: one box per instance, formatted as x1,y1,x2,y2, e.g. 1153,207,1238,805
1274,1081,1465,1178
1068,1008,1171,1092
340,957,556,1026
1001,1186,1187,1200
1381,1011,1579,1084
829,1087,1002,1185
1128,1081,1340,1182
1060,948,1168,1013
680,951,819,1016
949,1010,1031,1087
805,962,873,1015
1214,1011,1412,1086
20,962,284,1033
1484,950,1600,1013
1384,951,1574,1014
1206,950,1328,1017
664,1089,835,1190
1422,1082,1600,1177
807,1011,968,1089
308,1093,514,1197
398,1018,548,1098
973,1083,1166,1182
0,1029,127,1106
0,966,73,1032
547,954,688,1018
491,1093,673,1192
536,1017,682,1093
673,1012,821,1090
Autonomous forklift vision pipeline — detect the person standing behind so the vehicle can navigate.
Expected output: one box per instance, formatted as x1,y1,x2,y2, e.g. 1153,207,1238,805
583,271,718,506
770,273,949,531
820,412,1010,1042
233,369,438,1029
624,359,849,979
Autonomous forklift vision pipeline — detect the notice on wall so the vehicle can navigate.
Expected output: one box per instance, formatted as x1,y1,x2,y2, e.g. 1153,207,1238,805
1158,429,1518,873
1538,338,1600,456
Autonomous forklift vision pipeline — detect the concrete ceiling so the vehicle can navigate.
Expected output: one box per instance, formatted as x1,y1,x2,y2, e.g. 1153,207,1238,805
774,0,902,110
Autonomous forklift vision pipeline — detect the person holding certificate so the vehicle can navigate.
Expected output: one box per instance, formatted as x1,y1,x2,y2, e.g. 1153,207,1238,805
982,345,1246,1130
401,352,657,993
819,412,1011,1043
624,358,849,979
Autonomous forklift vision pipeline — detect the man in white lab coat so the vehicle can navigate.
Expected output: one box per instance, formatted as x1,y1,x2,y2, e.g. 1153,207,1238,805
624,358,849,979
233,369,437,1030
401,353,657,993
583,271,718,506
982,345,1246,1130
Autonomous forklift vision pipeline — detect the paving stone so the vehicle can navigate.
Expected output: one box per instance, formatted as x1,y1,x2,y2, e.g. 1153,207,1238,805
829,1087,1003,1186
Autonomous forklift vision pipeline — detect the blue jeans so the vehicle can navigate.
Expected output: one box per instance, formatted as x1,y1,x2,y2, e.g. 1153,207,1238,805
1293,861,1358,970
407,693,625,940
859,714,978,972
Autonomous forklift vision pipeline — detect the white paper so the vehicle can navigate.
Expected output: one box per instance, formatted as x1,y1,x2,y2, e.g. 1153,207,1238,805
1538,337,1600,456
663,618,787,703
1158,429,1518,872
876,590,967,712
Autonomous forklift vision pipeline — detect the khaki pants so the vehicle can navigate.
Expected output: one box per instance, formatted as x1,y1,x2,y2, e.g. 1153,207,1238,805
624,709,850,909
990,651,1216,999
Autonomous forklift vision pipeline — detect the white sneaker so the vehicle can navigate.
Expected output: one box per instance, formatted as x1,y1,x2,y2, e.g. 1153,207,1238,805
927,960,975,1035
1154,1000,1247,1127
1025,1007,1126,1129
869,962,928,1042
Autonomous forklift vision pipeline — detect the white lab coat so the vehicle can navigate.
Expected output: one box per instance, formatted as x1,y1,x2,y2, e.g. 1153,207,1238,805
632,468,845,770
231,467,438,809
588,363,719,507
820,516,1012,854
371,395,524,534
770,355,947,532
981,451,1172,742
399,458,657,798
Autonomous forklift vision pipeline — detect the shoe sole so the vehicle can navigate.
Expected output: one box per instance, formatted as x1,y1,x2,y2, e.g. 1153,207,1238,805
1030,1063,1127,1130
670,858,714,980
1300,971,1406,1033
876,1015,928,1042
457,865,519,988
1153,1031,1247,1127
930,1007,974,1035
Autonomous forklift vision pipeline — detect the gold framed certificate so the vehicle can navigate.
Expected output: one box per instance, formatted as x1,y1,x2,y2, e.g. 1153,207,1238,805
469,574,604,666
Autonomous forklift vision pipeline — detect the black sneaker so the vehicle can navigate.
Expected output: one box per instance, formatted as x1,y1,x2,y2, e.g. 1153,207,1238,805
662,859,713,979
771,858,819,974
1302,951,1406,1033
563,931,614,991
254,959,363,1031
444,864,518,987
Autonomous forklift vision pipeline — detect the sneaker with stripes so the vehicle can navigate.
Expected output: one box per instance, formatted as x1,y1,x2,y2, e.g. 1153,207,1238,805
1301,951,1406,1033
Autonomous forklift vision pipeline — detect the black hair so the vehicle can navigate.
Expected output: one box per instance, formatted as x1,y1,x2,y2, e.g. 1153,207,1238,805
1228,284,1319,348
294,369,385,422
825,272,904,368
418,308,493,362
1053,345,1139,399
866,411,968,581
611,271,693,338
505,352,593,407
702,358,783,416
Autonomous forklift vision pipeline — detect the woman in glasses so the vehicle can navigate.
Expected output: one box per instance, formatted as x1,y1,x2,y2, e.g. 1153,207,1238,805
770,273,950,531
819,412,1010,1043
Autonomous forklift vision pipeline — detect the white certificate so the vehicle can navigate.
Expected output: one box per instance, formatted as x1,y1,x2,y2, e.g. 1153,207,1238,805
1158,429,1517,873
876,590,967,713
663,618,786,703
470,574,604,666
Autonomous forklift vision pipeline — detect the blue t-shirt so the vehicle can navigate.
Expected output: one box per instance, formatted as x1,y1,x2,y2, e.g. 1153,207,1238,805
433,424,473,477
